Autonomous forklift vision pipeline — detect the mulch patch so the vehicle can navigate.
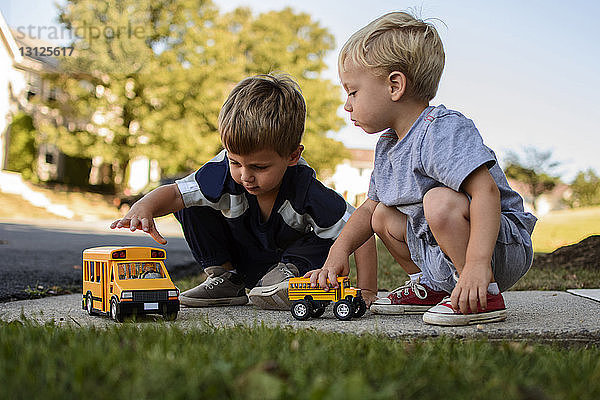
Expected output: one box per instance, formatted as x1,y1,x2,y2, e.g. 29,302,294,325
533,235,600,270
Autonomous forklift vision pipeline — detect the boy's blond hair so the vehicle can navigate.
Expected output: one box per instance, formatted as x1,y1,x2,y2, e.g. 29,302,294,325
339,12,445,102
218,73,306,156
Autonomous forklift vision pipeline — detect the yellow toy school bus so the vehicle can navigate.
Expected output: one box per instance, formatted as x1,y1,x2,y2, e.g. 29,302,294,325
288,276,367,321
82,246,179,322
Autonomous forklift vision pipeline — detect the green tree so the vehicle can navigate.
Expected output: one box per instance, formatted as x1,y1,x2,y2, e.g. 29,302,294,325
6,112,36,179
220,7,347,174
569,169,600,207
503,147,562,212
41,0,346,190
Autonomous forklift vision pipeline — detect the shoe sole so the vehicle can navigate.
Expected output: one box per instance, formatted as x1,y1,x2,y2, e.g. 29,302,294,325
180,294,248,308
422,309,507,326
248,281,291,310
370,304,434,315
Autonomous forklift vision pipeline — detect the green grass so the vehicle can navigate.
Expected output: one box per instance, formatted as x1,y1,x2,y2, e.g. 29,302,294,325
532,206,600,253
1,321,599,400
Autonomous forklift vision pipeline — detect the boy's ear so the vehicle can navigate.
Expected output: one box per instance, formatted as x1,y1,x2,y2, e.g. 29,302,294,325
388,71,407,101
288,145,304,166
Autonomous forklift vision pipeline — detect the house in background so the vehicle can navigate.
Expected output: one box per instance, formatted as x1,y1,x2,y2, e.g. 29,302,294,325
507,178,571,216
0,10,24,170
324,148,374,207
1,11,158,193
1,10,59,173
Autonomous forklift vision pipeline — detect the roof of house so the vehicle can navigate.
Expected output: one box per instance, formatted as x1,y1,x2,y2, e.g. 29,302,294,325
346,148,374,169
10,27,59,70
0,10,22,63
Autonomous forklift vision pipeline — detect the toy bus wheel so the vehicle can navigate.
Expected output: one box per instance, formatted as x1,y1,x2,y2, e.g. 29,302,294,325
333,299,354,321
291,300,312,321
353,297,367,318
110,298,123,322
86,293,94,315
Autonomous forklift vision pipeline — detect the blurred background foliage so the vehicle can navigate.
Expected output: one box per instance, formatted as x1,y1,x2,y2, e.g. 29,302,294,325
40,0,347,188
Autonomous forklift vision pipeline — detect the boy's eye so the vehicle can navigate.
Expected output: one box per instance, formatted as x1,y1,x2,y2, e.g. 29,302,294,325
348,90,357,96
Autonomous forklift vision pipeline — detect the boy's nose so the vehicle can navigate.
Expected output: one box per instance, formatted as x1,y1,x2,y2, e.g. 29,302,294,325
240,169,254,182
343,98,352,112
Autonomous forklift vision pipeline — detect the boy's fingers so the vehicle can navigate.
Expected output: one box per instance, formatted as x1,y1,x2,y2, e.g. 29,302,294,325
111,218,129,229
149,226,167,245
129,216,140,231
317,271,329,290
328,269,339,288
450,287,460,311
479,287,488,311
459,291,469,314
469,290,478,314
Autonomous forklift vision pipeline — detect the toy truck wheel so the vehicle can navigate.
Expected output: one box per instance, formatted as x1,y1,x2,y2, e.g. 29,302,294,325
86,293,94,315
162,304,178,321
310,304,326,318
333,299,354,321
291,300,312,321
353,297,367,318
110,298,123,322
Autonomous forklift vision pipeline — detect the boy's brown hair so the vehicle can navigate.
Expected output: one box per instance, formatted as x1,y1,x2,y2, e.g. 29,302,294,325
218,73,306,156
339,12,445,102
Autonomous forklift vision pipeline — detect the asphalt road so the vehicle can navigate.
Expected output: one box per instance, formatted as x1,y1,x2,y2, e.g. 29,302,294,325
0,219,199,301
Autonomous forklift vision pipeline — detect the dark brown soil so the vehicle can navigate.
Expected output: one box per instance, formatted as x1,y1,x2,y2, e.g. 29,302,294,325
533,235,600,270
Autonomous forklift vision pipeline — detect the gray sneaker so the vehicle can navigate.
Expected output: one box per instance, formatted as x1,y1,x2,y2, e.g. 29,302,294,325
180,266,248,307
248,263,299,310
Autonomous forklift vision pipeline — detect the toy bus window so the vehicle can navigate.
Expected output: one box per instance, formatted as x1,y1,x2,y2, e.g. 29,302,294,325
96,262,100,282
111,267,114,283
118,263,127,280
84,261,88,281
141,262,164,279
127,263,135,279
90,261,95,282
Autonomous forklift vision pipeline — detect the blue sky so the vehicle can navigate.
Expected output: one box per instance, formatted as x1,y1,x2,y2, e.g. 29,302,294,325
2,0,599,181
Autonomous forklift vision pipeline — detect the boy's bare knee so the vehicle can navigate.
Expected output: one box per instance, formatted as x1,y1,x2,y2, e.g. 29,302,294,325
423,187,469,230
371,203,387,235
371,203,406,242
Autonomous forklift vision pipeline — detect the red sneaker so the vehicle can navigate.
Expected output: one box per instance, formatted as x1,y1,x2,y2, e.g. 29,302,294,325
422,292,507,326
370,279,448,315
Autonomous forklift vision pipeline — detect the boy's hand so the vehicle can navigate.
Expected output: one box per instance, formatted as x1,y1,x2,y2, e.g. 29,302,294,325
110,204,167,245
450,261,492,314
304,250,350,291
361,289,378,308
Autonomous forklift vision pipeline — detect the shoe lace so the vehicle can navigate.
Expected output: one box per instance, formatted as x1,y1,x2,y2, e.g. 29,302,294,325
278,265,295,279
203,276,224,290
389,279,428,300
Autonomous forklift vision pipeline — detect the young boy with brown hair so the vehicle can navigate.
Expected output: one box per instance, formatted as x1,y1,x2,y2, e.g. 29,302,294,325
111,73,377,310
306,12,536,326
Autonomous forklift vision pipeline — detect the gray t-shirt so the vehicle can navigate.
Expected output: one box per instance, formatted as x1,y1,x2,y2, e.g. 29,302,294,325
368,105,537,245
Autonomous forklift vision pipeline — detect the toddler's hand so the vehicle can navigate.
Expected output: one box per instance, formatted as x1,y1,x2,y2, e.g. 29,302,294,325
450,262,492,314
361,288,378,308
305,251,350,291
110,204,166,245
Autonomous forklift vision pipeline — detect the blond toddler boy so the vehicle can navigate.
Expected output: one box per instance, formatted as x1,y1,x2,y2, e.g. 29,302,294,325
306,13,536,326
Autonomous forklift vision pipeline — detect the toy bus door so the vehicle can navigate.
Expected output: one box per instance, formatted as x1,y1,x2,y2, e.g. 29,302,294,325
101,261,107,312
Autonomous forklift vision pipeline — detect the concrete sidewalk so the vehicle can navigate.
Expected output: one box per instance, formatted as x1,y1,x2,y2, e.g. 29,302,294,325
1,290,599,342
